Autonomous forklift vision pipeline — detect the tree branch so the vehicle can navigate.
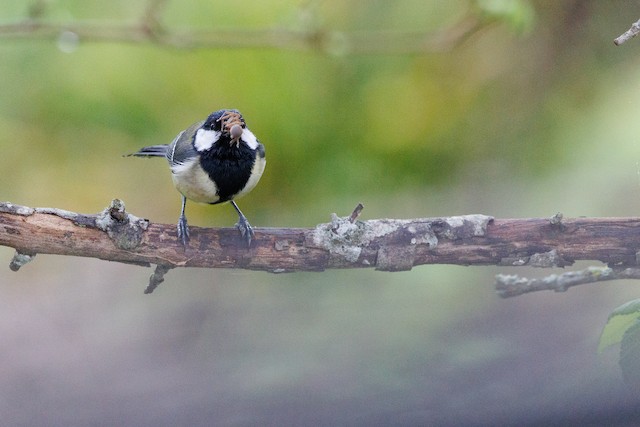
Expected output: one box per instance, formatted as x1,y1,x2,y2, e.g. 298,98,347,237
496,266,640,298
4,200,640,294
0,199,496,272
0,21,482,54
614,17,640,45
0,3,483,54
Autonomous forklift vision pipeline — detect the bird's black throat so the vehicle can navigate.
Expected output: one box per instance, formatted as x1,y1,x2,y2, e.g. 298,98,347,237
200,141,256,204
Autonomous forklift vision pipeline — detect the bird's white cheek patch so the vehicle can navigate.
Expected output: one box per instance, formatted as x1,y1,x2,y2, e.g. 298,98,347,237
241,129,259,150
194,129,220,152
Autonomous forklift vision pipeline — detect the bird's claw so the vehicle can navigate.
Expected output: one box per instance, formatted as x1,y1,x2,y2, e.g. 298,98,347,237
235,215,254,247
177,214,190,247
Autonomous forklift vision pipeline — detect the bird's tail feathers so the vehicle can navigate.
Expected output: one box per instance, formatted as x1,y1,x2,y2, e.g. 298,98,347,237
125,145,169,158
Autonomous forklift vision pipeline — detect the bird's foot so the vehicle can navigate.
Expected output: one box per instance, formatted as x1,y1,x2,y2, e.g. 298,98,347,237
235,214,254,247
177,214,190,247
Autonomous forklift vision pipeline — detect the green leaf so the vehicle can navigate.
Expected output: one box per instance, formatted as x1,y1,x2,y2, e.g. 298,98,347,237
620,319,640,387
598,299,640,353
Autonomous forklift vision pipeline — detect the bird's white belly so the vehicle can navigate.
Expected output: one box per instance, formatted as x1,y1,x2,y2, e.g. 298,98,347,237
170,158,220,204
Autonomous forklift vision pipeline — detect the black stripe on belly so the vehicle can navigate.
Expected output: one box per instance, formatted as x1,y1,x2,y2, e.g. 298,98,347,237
200,144,256,204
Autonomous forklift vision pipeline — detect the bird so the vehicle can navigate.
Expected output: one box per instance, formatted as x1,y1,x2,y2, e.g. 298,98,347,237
128,109,266,247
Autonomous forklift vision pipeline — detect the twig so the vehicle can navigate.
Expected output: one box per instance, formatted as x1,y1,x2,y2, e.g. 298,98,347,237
144,264,173,294
0,13,483,54
9,251,36,272
614,18,640,45
496,267,640,298
348,203,364,223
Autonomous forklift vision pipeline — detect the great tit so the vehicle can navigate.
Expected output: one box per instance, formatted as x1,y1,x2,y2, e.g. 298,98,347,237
129,109,266,247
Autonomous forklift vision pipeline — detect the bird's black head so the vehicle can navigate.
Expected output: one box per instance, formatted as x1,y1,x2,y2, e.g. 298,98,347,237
203,109,246,146
203,109,246,132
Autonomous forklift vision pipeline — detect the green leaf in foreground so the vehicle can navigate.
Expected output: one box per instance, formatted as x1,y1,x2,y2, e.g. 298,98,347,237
598,299,640,353
620,319,640,387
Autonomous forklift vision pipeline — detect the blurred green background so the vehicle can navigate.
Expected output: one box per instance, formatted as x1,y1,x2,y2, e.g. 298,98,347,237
3,0,640,425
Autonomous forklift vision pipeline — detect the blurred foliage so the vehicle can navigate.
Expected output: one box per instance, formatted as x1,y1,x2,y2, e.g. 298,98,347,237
476,0,536,33
1,0,634,225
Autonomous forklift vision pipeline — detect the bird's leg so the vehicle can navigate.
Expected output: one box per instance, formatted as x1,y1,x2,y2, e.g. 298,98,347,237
230,200,254,247
177,195,190,246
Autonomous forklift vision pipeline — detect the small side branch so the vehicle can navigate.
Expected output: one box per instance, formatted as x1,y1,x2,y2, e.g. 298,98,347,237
348,203,364,223
615,18,640,45
496,267,640,298
9,250,36,271
144,264,173,294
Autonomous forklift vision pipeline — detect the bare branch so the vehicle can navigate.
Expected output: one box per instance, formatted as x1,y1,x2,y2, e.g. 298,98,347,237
144,264,173,294
496,267,640,298
0,199,637,272
0,200,495,273
615,18,640,45
0,14,482,54
5,200,640,294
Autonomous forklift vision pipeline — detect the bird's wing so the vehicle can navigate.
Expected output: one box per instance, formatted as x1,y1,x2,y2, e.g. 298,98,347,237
167,120,204,166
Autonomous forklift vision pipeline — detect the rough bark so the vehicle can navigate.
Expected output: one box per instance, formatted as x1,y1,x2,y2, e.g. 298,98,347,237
3,200,640,274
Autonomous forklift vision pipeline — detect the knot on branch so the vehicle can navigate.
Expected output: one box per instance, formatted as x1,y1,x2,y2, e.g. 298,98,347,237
9,250,36,271
95,199,149,250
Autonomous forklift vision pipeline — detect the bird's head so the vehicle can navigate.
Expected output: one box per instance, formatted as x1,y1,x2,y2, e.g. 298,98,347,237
205,109,246,147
